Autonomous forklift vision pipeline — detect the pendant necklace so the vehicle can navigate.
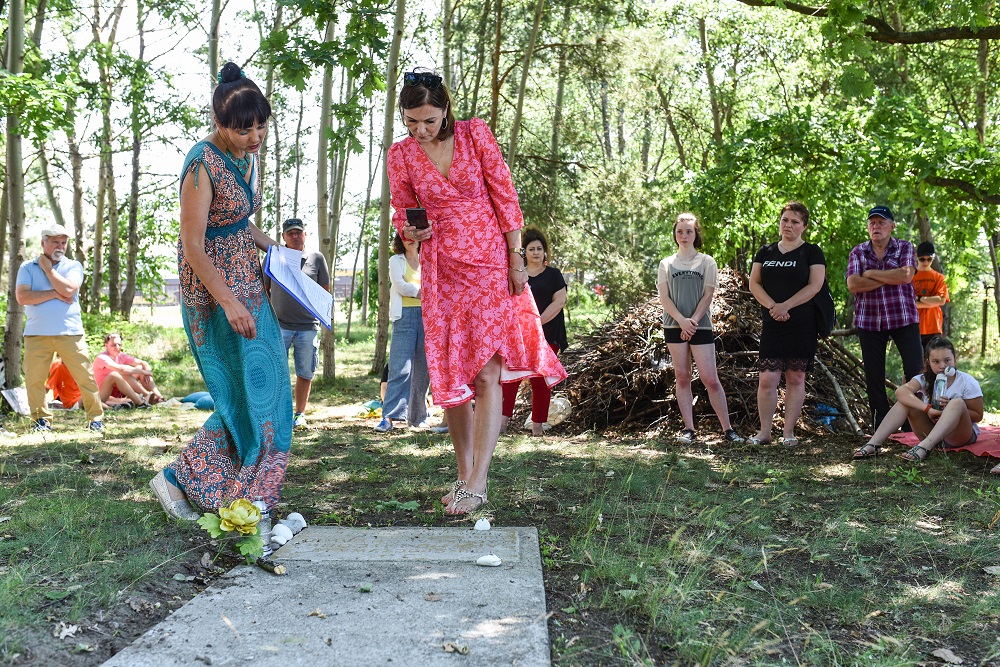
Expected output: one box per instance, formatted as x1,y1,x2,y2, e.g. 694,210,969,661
227,149,252,177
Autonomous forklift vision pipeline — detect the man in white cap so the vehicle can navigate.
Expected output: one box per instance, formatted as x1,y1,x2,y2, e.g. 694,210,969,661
15,225,104,431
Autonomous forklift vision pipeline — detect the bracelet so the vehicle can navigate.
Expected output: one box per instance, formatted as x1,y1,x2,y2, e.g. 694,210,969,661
924,403,931,414
512,267,525,272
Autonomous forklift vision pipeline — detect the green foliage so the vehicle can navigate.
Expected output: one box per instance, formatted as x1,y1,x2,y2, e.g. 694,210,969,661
0,71,80,142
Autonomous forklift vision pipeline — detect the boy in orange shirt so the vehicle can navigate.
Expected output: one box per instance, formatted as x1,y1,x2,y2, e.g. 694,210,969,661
912,241,949,348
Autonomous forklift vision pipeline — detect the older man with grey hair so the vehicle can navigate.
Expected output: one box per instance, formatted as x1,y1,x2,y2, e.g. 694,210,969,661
15,225,103,431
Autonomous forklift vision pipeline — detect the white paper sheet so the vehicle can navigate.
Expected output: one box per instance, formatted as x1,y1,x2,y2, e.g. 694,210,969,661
264,245,334,330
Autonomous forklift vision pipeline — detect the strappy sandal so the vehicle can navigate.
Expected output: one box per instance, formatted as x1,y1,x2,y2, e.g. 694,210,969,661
852,443,880,460
441,480,466,506
748,436,771,446
149,471,201,521
900,444,932,462
448,487,487,515
782,437,800,448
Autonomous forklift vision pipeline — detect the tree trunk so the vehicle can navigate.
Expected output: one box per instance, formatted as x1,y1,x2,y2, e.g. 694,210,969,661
90,152,107,312
600,80,611,160
990,232,1000,338
67,130,85,265
37,143,69,229
469,0,491,118
209,0,221,93
0,181,8,276
3,0,26,390
506,0,544,171
106,152,121,314
256,4,282,234
293,92,304,217
698,17,723,146
122,5,147,317
489,0,501,131
346,113,379,340
374,0,406,375
442,0,452,87
547,5,569,221
318,19,336,380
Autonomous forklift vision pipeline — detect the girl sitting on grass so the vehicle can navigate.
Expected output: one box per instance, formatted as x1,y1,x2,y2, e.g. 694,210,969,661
852,336,983,462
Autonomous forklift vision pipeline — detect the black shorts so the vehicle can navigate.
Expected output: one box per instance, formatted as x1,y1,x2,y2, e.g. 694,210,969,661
381,363,389,383
664,328,715,345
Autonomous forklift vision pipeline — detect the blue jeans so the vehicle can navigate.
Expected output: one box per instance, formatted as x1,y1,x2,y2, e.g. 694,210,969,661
383,307,429,424
281,328,319,380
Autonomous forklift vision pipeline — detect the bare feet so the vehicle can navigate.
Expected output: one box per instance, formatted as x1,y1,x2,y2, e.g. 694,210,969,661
531,422,545,437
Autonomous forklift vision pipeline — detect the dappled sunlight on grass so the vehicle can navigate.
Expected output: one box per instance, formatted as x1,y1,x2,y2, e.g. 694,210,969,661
896,579,967,605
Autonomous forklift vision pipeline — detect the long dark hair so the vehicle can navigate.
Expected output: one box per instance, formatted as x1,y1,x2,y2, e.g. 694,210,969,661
922,336,956,387
213,62,271,129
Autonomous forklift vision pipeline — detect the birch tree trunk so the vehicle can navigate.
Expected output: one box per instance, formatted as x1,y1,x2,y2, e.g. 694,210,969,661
3,0,26,389
210,0,221,93
346,112,380,339
122,1,147,317
374,0,406,375
293,92,304,216
489,0,502,131
318,20,335,380
547,2,569,221
38,144,69,230
506,0,544,171
256,4,282,235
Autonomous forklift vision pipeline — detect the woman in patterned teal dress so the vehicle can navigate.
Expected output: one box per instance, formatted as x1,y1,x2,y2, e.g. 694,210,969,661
149,62,292,521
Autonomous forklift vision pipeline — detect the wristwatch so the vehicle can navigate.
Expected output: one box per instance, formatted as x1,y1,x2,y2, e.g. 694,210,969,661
508,247,526,261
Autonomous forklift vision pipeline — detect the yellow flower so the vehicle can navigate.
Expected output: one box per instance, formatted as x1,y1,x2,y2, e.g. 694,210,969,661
219,499,261,535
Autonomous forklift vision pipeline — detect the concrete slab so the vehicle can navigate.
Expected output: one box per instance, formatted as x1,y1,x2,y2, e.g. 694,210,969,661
102,527,550,667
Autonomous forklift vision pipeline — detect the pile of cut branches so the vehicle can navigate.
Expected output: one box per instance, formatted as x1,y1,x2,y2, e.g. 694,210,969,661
557,268,871,435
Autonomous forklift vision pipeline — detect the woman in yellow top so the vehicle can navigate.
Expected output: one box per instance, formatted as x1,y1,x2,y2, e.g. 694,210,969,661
375,233,430,432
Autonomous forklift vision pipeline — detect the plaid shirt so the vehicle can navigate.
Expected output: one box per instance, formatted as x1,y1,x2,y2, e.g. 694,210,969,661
846,236,918,331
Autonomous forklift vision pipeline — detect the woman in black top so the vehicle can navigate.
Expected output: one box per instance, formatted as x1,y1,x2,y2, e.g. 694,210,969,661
500,228,567,436
748,201,826,447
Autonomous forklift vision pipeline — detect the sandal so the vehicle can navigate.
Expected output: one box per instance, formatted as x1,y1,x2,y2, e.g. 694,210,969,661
852,443,879,460
782,437,799,448
441,480,466,506
447,487,487,515
900,445,932,462
991,463,1000,475
748,436,771,446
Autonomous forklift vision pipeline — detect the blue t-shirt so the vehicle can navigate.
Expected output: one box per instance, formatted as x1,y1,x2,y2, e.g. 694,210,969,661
16,257,85,336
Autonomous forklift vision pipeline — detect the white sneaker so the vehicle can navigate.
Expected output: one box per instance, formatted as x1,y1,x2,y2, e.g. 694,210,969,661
293,413,307,429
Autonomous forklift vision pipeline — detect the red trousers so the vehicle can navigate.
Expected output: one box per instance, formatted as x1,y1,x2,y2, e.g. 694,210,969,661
500,343,558,423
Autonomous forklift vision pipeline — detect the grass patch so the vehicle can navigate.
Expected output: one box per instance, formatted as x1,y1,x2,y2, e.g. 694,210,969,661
2,312,1000,665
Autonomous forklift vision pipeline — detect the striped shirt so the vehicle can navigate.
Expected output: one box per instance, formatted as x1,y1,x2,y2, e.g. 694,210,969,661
846,236,918,331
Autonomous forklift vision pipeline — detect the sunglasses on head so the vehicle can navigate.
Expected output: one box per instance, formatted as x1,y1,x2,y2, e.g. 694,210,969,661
403,71,442,89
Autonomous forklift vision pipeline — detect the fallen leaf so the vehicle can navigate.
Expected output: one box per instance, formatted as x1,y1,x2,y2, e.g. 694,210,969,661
54,622,79,639
307,609,327,619
172,574,195,582
616,589,640,600
747,580,766,592
932,648,964,664
71,643,94,654
358,583,372,593
424,593,442,602
983,566,1000,576
201,552,214,569
0,517,10,523
443,642,469,655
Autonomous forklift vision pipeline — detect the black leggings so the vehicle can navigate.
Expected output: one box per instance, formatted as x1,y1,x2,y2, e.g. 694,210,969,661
857,323,923,430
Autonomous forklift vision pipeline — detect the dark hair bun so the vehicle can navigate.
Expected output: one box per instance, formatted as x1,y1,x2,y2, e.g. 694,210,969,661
219,62,242,84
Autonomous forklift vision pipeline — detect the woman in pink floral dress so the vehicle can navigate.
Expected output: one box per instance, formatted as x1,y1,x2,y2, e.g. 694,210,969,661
387,70,566,514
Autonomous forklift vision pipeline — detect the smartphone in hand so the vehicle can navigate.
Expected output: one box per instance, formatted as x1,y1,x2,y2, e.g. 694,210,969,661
406,207,429,230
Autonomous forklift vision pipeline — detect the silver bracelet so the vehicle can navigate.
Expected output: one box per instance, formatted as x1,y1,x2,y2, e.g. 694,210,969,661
512,267,525,273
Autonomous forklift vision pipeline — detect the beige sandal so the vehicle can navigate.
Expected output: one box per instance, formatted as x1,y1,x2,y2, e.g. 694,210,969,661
990,463,1000,475
149,471,200,521
448,487,487,515
441,480,466,506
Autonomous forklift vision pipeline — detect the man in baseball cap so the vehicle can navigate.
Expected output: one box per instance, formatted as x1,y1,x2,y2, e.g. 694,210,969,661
847,205,922,454
15,226,104,432
269,218,330,429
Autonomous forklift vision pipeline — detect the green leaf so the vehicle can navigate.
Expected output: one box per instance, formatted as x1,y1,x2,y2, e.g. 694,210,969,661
358,583,373,593
236,534,264,559
197,513,226,538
